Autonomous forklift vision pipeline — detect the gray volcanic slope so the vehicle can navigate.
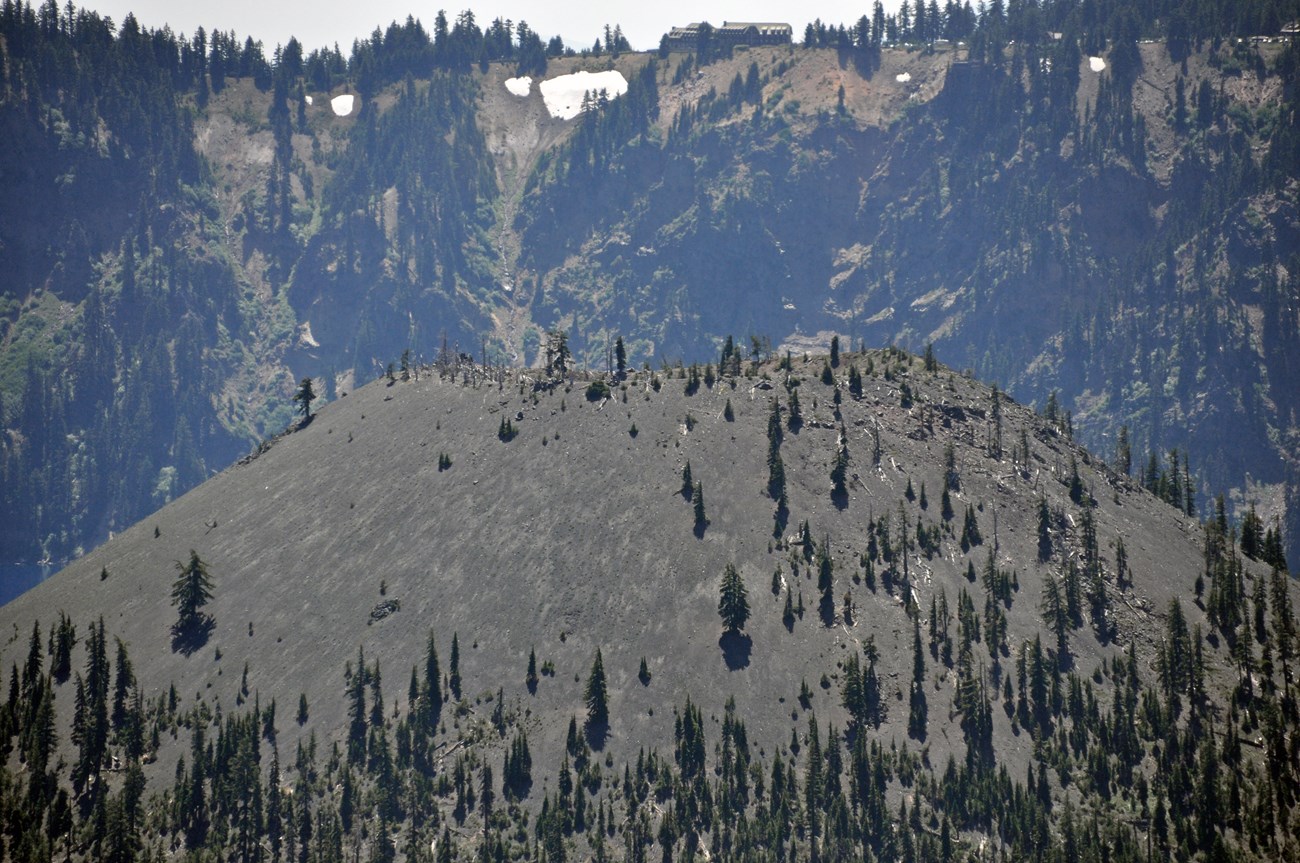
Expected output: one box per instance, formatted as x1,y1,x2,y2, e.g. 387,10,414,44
0,350,1262,780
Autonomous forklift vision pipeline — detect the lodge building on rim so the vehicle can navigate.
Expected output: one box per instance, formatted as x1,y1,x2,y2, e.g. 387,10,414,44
664,22,793,51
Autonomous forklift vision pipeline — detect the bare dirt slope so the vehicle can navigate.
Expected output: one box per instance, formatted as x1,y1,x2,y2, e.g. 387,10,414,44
1,350,1268,787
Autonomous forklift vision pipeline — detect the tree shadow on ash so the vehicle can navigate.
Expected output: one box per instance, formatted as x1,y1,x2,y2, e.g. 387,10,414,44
585,719,609,751
171,616,214,656
719,631,752,670
820,593,837,627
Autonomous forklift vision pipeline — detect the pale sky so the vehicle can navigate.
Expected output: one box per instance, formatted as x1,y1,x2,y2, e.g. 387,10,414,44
82,1,902,56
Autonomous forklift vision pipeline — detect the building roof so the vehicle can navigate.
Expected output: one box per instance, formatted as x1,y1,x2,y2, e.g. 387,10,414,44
720,22,793,33
667,21,793,38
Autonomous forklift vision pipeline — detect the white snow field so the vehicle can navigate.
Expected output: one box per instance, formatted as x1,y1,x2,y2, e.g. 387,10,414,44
504,76,532,97
1089,56,1106,72
305,94,313,105
895,72,912,83
331,94,355,116
538,70,629,120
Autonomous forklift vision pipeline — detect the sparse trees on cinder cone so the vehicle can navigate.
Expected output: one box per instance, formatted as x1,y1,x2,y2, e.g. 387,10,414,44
171,550,214,635
718,564,750,633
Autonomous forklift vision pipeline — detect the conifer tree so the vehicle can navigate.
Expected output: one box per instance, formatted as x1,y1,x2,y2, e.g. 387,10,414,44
1240,505,1263,560
767,398,787,503
848,364,863,398
1269,566,1295,686
449,633,461,700
1116,424,1132,475
719,334,738,374
184,722,209,847
111,638,134,732
424,630,443,727
943,441,959,490
479,762,494,842
959,504,982,551
817,539,835,610
693,481,707,533
171,550,214,637
1052,563,1076,633
585,649,608,727
22,620,42,694
831,431,849,501
369,660,385,727
50,611,76,683
788,388,802,429
504,730,532,798
718,564,750,633
292,377,316,419
1068,454,1084,503
1042,576,1069,662
1037,497,1052,561
71,618,109,794
989,384,1003,459
347,647,367,764
908,616,927,739
546,330,571,376
266,748,283,859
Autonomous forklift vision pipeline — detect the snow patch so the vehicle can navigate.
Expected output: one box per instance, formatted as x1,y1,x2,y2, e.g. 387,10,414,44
331,94,355,116
895,72,912,83
538,70,628,120
305,94,313,105
504,76,532,97
1088,56,1106,72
